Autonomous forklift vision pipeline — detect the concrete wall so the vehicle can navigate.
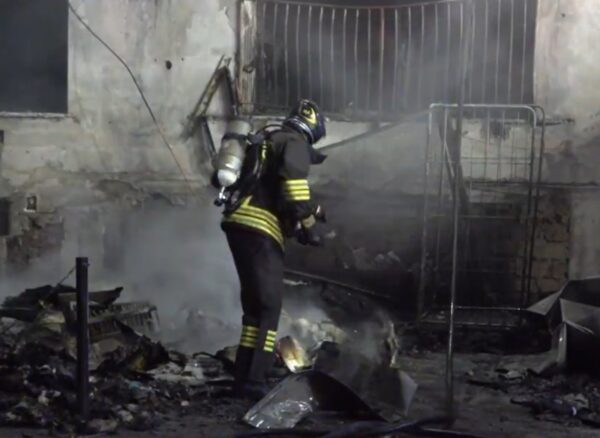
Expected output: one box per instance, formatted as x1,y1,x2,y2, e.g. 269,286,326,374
0,0,374,269
0,0,237,268
535,0,600,282
1,0,599,306
570,192,600,279
536,0,600,138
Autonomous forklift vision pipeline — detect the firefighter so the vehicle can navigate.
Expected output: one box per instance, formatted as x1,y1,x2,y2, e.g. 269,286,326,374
221,99,327,400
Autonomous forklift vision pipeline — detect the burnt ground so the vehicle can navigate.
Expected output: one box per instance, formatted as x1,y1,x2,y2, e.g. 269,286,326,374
5,350,600,438
3,281,599,437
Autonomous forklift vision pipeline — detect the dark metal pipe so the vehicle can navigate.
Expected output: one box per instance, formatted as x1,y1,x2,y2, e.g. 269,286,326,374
405,7,412,110
435,109,449,275
354,9,360,108
520,106,539,306
524,105,546,308
260,1,268,105
272,3,280,105
468,0,476,102
418,108,435,322
367,9,372,111
379,8,385,113
307,5,313,98
295,4,301,100
507,0,515,103
494,0,502,102
444,2,451,102
284,269,399,305
481,0,489,102
284,3,290,106
446,0,472,424
433,3,439,102
318,6,325,104
392,8,399,112
76,257,90,431
417,4,425,107
330,8,337,110
342,8,348,107
520,0,528,103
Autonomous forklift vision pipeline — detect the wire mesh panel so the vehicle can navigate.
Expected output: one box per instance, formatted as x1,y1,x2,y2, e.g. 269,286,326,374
419,104,545,320
238,0,536,120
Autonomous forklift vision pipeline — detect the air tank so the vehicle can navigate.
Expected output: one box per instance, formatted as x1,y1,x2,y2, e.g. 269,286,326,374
214,118,252,189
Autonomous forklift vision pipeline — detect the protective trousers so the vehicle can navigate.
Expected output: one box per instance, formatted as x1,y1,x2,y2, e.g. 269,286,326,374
226,228,284,385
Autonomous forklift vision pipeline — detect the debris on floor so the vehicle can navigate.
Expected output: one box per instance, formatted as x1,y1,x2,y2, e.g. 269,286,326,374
0,283,214,434
243,370,375,429
528,277,600,376
244,341,417,429
468,364,600,428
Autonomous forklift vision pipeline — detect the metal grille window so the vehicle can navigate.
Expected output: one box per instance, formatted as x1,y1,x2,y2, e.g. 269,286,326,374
238,0,537,119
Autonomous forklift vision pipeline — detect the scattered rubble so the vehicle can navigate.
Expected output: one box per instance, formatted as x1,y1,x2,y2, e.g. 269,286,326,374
243,369,374,429
468,366,600,428
528,277,600,376
0,284,214,434
461,277,600,429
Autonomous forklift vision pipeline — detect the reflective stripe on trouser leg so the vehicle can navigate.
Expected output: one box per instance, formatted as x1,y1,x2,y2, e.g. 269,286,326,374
247,326,278,383
264,329,277,352
234,321,260,386
239,325,259,349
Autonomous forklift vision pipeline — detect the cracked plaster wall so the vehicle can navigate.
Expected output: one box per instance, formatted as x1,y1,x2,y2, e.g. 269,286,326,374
535,0,600,280
0,0,377,276
0,0,237,273
2,0,600,291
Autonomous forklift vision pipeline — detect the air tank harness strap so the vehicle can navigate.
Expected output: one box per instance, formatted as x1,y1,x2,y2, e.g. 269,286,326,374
222,133,249,142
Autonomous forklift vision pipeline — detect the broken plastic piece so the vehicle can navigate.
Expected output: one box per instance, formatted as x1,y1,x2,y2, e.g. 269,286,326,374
243,370,375,429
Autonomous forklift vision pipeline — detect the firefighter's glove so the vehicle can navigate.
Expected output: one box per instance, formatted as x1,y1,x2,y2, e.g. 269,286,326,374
297,215,325,247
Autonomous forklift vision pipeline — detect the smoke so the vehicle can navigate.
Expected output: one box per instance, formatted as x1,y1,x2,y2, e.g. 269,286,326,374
0,195,243,354
106,201,242,353
112,204,239,322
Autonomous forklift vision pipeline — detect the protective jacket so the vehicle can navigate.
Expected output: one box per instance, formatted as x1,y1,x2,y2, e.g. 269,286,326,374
221,126,316,249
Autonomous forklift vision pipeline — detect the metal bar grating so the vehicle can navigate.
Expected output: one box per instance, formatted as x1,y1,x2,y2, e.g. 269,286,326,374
241,0,537,120
419,104,546,321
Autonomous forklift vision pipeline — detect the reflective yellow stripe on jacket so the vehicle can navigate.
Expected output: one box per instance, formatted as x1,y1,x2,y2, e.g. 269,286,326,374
223,196,284,247
282,179,311,201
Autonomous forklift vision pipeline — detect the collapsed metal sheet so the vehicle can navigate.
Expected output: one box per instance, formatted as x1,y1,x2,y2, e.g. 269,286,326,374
529,277,600,375
313,342,417,421
243,370,376,429
244,342,418,429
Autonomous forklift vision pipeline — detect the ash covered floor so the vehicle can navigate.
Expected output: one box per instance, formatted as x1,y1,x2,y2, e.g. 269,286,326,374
2,278,600,437
6,351,600,438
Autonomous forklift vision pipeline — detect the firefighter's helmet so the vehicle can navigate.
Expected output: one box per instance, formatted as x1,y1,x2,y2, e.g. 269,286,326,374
283,99,326,145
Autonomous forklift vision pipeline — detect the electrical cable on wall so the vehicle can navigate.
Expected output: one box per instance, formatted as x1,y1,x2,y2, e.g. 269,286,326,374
67,2,195,193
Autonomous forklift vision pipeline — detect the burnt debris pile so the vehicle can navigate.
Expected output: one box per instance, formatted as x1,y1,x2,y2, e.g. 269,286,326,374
0,284,212,434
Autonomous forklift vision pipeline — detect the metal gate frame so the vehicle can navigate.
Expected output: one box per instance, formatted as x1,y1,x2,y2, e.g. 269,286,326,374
418,103,546,325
